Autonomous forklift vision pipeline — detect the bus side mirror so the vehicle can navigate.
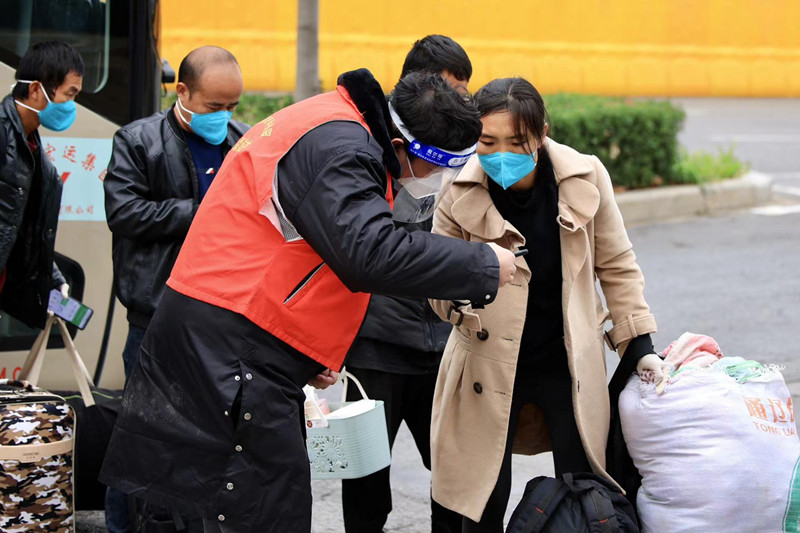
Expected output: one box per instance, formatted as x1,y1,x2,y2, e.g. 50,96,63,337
161,58,175,84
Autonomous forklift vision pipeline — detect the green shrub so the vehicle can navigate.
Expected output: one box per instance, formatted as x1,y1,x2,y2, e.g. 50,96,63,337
161,92,293,126
545,94,686,189
673,147,749,184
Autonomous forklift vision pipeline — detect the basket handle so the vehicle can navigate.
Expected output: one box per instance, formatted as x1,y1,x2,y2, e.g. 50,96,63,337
340,368,369,403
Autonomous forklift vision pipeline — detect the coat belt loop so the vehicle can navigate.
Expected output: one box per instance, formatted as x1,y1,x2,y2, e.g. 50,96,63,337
626,314,638,339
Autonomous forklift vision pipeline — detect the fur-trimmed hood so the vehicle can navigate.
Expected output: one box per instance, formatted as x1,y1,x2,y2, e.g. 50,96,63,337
337,69,402,179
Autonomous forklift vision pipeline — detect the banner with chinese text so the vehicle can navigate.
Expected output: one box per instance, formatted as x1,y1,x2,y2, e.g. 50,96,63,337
42,136,111,222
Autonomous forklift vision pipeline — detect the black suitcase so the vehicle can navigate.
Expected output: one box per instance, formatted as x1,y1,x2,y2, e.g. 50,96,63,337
54,387,123,511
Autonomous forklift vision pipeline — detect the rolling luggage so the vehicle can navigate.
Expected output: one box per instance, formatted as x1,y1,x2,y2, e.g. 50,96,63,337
0,314,97,531
0,379,76,532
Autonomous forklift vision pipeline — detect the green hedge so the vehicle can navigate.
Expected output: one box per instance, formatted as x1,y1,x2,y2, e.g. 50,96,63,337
163,91,691,190
545,94,686,189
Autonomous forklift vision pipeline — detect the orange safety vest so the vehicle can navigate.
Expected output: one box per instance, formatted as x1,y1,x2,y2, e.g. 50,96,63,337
168,85,393,370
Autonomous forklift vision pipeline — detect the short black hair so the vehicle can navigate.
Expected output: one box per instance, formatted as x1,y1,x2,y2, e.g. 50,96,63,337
474,77,548,152
400,35,472,82
12,41,84,100
390,72,481,152
178,46,239,93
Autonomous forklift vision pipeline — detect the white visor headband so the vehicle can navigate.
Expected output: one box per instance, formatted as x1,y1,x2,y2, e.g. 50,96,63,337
388,102,477,168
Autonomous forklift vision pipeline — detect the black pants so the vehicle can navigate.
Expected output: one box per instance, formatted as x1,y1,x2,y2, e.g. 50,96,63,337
341,367,462,533
462,355,592,533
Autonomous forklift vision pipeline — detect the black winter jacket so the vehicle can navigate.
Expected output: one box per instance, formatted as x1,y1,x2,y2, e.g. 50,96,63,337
0,95,65,328
103,107,249,328
347,216,452,373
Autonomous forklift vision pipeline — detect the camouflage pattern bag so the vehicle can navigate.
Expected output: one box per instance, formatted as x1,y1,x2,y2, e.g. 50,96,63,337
0,379,75,532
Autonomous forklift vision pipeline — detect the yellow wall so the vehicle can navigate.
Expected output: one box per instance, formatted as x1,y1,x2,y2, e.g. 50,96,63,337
161,0,800,97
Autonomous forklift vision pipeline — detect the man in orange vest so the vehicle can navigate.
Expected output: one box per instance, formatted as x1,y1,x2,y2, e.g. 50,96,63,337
101,68,516,532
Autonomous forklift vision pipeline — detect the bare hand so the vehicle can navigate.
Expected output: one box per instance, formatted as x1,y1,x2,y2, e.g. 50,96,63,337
59,283,70,299
487,243,516,288
308,368,339,389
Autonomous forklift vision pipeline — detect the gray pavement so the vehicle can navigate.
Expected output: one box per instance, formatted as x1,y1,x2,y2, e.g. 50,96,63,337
674,97,800,176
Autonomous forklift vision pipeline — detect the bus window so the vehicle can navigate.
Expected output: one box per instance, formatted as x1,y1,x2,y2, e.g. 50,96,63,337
0,0,109,94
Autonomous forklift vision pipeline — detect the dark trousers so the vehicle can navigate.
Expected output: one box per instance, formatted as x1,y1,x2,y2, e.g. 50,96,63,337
122,324,147,382
105,324,147,533
462,355,592,533
341,367,462,533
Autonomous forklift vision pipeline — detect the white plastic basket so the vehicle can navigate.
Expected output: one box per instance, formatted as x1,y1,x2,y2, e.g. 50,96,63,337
304,371,391,480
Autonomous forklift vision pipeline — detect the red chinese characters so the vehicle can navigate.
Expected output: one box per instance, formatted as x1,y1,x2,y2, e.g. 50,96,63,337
81,153,97,171
62,144,77,163
45,143,56,162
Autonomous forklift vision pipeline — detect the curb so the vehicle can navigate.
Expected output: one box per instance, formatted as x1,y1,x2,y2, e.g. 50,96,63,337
615,171,773,226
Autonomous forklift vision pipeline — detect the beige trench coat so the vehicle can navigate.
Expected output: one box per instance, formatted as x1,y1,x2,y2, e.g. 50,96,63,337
428,139,657,522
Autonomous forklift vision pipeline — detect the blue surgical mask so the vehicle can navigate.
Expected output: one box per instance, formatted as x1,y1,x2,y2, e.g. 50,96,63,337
176,97,232,145
14,80,77,132
477,151,537,189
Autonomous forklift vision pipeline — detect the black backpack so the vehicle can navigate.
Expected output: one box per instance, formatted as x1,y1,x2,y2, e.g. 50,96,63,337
506,473,640,533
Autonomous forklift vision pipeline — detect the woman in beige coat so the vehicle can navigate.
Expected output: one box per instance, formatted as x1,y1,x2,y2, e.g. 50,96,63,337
428,77,665,531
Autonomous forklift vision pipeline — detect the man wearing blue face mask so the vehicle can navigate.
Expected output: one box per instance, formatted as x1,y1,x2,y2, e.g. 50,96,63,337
102,45,248,533
0,41,83,329
105,45,248,380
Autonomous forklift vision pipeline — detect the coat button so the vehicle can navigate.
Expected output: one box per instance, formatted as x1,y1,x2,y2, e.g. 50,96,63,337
473,382,483,394
234,375,241,381
235,445,242,452
226,482,234,490
243,413,252,421
245,373,252,380
476,329,489,341
17,187,23,194
485,294,491,300
218,514,225,522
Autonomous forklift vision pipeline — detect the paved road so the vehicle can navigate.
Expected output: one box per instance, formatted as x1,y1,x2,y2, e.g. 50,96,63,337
675,97,800,197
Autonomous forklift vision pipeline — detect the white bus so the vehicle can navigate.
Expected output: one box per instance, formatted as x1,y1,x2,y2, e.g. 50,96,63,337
0,0,165,390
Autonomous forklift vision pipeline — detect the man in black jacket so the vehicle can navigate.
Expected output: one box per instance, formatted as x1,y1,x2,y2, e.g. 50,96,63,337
342,35,473,533
102,45,248,533
104,46,249,380
0,41,83,329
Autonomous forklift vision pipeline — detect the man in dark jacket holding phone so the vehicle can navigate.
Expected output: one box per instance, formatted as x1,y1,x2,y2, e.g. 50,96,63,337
0,41,83,329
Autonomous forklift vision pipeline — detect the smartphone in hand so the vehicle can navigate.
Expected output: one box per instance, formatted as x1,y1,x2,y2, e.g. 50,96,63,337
48,289,93,329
